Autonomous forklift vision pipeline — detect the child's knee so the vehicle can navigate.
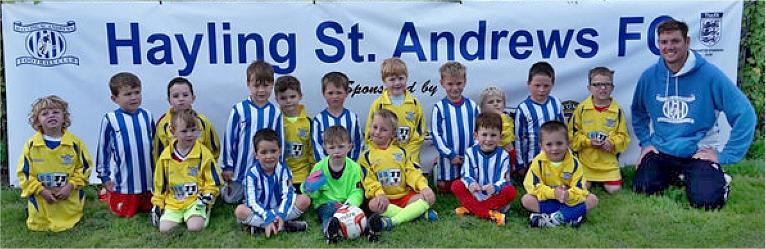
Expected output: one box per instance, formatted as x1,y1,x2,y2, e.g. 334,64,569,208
295,195,311,211
186,218,205,232
604,184,621,194
521,194,539,211
368,197,387,214
234,204,251,221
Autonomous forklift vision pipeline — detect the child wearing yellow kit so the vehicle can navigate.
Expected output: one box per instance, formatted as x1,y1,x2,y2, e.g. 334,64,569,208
365,57,426,165
154,77,220,162
18,95,93,232
521,121,598,228
479,87,516,161
151,109,222,233
568,67,630,194
361,109,437,231
274,75,315,192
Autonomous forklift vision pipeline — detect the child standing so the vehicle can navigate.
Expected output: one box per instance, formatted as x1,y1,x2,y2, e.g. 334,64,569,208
96,72,155,217
363,109,437,231
514,62,565,178
222,60,284,203
431,62,480,192
521,121,598,228
301,125,383,244
568,67,630,194
234,129,311,238
154,77,220,162
365,57,426,165
151,109,222,233
18,95,93,232
479,86,515,157
451,113,517,226
274,75,315,192
311,72,363,162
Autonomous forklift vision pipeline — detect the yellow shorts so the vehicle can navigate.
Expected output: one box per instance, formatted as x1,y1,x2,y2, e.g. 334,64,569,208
160,204,207,223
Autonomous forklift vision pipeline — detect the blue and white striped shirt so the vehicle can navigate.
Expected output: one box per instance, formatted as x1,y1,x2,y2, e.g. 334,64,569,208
460,145,511,195
430,97,479,181
223,99,284,183
244,160,295,225
96,108,155,194
514,96,565,169
310,108,363,162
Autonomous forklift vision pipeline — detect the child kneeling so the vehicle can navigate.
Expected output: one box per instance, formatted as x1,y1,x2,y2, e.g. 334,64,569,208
522,121,598,228
234,129,311,238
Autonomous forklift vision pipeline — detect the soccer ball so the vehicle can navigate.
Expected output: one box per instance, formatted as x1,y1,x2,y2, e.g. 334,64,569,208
332,204,368,239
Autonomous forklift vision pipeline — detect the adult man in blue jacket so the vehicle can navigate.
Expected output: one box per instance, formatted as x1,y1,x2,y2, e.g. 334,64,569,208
631,19,756,209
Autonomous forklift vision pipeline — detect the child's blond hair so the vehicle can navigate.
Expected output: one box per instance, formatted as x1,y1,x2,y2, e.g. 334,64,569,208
28,95,71,132
381,57,408,81
323,125,351,146
439,61,466,79
479,86,506,109
170,109,199,131
373,109,399,134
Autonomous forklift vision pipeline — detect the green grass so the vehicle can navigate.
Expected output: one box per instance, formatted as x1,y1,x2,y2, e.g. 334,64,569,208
2,160,764,247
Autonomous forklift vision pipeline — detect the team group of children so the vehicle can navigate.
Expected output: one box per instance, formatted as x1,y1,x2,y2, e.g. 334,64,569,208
17,57,630,242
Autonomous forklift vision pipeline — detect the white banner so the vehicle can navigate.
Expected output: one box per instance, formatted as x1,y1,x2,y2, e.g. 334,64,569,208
2,1,742,186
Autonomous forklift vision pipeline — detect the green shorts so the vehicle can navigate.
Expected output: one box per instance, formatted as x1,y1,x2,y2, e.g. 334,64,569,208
160,204,207,223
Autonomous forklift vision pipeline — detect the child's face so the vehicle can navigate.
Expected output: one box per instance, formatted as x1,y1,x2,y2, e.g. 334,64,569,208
255,140,280,169
440,74,466,101
276,89,303,114
528,75,553,103
369,115,395,147
37,108,64,134
171,119,200,148
323,83,348,110
540,130,568,162
474,126,501,152
481,95,505,114
248,80,274,105
111,86,142,113
323,141,351,161
168,83,195,111
588,74,614,103
383,74,407,97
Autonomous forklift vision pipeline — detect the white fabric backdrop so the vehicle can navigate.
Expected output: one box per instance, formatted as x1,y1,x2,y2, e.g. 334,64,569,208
2,1,742,186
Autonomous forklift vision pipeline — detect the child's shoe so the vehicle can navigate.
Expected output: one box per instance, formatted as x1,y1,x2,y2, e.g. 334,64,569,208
489,210,505,226
366,213,383,242
380,216,394,231
325,217,342,244
421,209,438,221
98,188,108,202
528,213,557,228
284,220,308,232
454,206,470,216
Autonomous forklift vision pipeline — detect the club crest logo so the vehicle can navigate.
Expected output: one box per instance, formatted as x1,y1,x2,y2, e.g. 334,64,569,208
13,21,79,67
406,112,415,121
60,154,73,165
700,12,722,47
298,128,307,138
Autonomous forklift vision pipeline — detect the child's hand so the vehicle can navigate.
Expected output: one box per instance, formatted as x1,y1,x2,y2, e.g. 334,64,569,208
451,156,464,166
590,138,605,147
601,140,615,153
104,181,114,192
40,189,57,203
265,222,279,238
54,183,74,199
373,195,389,211
222,170,234,182
554,186,569,203
482,184,496,195
276,217,285,232
420,187,436,205
468,182,481,193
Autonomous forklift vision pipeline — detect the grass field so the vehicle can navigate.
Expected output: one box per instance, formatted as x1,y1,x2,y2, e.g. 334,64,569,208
1,160,763,248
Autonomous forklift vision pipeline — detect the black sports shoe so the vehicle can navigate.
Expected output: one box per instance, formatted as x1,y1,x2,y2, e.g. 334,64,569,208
367,213,383,242
325,217,342,244
284,220,308,232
